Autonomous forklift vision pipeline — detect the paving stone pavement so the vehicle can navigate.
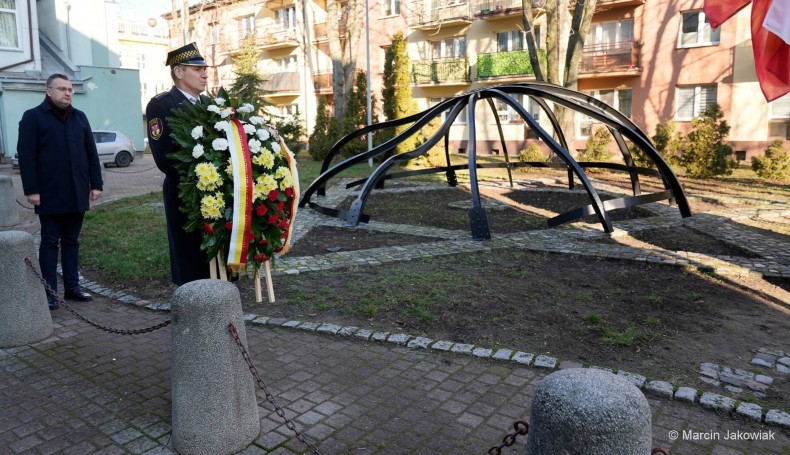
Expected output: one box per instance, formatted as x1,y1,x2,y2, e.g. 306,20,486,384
2,162,790,454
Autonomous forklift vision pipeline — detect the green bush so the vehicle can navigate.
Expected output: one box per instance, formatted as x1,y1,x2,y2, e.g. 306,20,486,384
752,140,790,180
680,104,736,178
578,127,614,172
272,110,306,155
518,143,546,163
308,96,340,161
651,120,684,165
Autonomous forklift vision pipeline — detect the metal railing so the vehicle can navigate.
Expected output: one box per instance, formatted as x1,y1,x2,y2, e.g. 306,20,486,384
411,57,471,84
580,40,641,73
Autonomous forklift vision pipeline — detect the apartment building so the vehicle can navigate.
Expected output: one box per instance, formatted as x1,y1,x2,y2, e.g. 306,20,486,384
116,16,171,114
168,0,789,160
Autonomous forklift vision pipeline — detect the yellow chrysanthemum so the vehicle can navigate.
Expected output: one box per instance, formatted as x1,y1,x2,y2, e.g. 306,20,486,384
253,174,277,201
252,149,275,169
278,173,293,191
195,162,223,191
200,192,225,219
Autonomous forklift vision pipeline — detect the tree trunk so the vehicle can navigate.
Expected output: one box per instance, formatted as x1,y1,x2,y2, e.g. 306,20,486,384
521,0,544,81
327,0,364,122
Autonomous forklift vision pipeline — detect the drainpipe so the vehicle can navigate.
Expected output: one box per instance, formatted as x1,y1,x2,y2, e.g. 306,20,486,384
65,2,73,60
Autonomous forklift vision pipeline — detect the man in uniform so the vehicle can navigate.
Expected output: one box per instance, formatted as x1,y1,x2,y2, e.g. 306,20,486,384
146,43,211,285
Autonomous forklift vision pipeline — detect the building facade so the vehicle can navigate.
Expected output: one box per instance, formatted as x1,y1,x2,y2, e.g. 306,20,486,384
0,0,145,160
167,0,789,161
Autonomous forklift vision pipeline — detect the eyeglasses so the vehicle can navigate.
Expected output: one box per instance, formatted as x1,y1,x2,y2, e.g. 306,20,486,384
49,87,74,93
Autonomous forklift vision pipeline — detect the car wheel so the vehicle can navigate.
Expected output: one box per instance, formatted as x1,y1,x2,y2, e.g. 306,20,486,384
115,151,132,167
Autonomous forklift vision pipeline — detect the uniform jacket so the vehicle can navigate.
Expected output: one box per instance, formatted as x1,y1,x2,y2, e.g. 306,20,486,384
146,86,210,285
17,100,103,215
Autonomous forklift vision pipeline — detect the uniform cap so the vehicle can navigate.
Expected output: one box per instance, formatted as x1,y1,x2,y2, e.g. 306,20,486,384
166,42,208,67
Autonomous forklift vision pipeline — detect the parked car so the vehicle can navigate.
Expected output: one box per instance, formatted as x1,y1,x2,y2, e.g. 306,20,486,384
93,130,135,167
10,130,135,170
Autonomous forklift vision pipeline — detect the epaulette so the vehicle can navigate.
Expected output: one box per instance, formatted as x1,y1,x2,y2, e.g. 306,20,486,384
153,91,171,101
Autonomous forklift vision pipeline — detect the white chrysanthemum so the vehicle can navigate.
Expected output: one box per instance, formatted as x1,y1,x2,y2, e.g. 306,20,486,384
192,144,204,159
248,138,262,154
214,97,226,106
256,128,270,141
207,105,221,114
243,123,256,135
214,120,229,131
248,116,264,125
271,141,282,154
212,138,229,151
191,125,203,140
220,108,234,119
237,103,254,113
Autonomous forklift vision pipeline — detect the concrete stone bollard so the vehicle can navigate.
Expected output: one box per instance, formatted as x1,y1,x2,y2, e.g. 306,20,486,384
0,175,20,227
170,279,260,455
0,231,53,347
527,368,652,455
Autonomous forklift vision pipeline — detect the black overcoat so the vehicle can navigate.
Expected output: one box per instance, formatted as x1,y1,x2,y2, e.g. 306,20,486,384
146,87,210,285
18,101,103,215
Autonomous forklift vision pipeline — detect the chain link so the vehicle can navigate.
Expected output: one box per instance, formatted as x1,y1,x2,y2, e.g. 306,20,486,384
488,420,529,455
17,199,34,210
228,322,323,455
24,257,171,335
104,165,159,174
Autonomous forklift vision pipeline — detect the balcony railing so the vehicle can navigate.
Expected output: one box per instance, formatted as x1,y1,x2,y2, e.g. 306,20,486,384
407,1,472,28
473,0,523,18
476,49,546,79
312,22,347,41
262,71,301,94
313,72,333,92
215,27,299,53
411,57,470,85
580,41,641,74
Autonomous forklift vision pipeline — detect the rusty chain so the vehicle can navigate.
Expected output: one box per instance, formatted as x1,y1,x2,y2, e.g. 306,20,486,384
103,165,159,174
24,257,171,335
488,420,529,455
228,322,323,454
17,199,33,209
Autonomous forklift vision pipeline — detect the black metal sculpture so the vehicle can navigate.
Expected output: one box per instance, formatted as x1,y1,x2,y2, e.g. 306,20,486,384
299,82,691,239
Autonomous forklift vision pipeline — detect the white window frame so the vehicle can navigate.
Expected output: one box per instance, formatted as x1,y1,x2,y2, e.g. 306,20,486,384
769,94,790,139
277,7,296,31
276,55,298,72
136,53,146,69
209,22,220,44
494,94,540,124
239,15,255,37
679,10,720,48
430,97,467,124
0,0,20,49
577,89,632,138
587,19,634,52
432,36,466,59
382,0,400,17
497,30,523,52
675,85,717,121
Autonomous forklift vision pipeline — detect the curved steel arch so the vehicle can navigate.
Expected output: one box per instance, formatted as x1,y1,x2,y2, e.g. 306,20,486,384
299,83,691,238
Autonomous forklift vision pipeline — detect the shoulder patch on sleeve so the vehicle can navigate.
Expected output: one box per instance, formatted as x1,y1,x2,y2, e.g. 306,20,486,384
148,118,163,140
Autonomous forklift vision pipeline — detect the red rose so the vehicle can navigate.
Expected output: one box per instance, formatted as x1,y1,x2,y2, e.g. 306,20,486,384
267,190,279,201
225,222,233,231
259,239,268,245
285,188,293,198
267,215,279,225
203,223,214,234
277,201,285,213
278,219,288,229
255,204,268,217
254,254,265,261
275,246,283,253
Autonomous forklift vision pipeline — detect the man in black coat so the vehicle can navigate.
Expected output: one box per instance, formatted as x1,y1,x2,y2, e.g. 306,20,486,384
146,42,211,285
18,73,103,310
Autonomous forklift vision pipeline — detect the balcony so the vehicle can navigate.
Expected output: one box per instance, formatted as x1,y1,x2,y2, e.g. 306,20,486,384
262,72,301,97
473,0,523,20
312,22,347,42
476,49,546,80
313,72,333,94
579,41,641,76
411,57,470,86
407,1,472,30
258,25,300,50
596,0,645,7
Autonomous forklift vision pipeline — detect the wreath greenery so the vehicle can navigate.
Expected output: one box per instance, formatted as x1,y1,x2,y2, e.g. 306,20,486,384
166,87,298,272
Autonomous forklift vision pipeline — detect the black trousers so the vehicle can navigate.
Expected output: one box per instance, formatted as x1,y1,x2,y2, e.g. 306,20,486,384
39,212,85,294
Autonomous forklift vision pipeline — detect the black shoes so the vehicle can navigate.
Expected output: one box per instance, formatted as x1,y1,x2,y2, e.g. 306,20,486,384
64,289,93,302
48,296,59,310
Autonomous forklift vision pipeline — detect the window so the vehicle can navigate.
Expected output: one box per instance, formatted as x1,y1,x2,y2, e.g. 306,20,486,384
277,7,296,31
239,15,255,37
587,19,634,51
383,0,399,16
769,94,790,139
494,94,540,123
429,97,467,124
432,36,466,59
0,0,19,48
497,30,523,52
93,132,117,144
380,46,389,73
578,89,633,137
136,53,146,69
676,85,717,120
279,104,299,117
209,22,220,44
276,55,298,72
680,11,719,47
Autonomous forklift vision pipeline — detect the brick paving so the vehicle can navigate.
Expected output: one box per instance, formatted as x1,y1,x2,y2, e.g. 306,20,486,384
2,161,790,454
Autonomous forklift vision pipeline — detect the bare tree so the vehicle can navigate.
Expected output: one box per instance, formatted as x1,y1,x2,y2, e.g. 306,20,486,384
327,0,364,120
